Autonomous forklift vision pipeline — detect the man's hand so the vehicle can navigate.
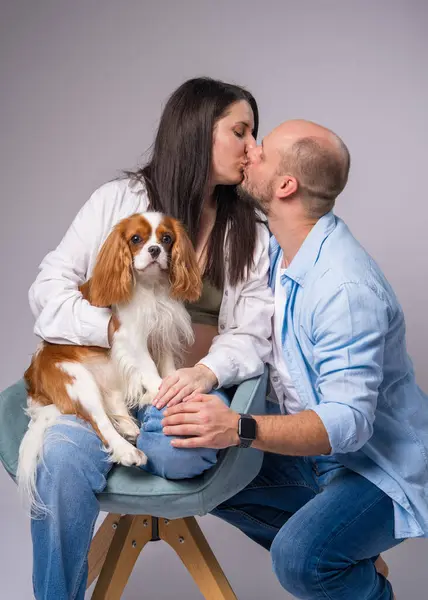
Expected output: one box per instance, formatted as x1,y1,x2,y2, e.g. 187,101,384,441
161,394,240,449
152,364,218,409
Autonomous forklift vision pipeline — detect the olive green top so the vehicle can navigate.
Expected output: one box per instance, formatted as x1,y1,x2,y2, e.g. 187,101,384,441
186,278,223,327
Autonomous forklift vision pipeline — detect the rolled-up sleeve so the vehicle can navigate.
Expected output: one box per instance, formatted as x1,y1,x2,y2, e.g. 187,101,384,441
310,282,390,454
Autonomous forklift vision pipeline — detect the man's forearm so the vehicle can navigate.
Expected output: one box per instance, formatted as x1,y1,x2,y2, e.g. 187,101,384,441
162,396,333,454
251,410,332,456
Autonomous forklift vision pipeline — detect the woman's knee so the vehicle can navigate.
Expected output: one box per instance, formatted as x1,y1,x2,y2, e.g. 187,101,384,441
137,405,219,479
139,440,218,479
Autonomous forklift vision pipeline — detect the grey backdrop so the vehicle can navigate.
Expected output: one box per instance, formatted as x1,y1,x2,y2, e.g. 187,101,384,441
1,1,427,598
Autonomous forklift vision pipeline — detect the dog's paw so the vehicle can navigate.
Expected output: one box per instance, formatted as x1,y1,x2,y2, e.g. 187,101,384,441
137,388,158,407
110,441,147,467
116,418,140,443
126,374,162,408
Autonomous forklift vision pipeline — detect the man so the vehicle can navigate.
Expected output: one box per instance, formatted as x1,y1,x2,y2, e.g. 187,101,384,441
162,120,428,599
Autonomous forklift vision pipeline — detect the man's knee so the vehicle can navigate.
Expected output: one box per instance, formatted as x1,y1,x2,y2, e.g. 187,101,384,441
270,524,320,598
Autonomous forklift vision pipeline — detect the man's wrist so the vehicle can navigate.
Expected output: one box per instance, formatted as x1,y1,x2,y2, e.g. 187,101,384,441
236,413,257,448
230,411,241,447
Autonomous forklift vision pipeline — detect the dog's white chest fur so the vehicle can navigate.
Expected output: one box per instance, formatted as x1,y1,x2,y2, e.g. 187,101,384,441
112,282,194,406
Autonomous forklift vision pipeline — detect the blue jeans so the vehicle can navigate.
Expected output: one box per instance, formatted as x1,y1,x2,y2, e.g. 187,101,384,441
31,391,229,600
212,449,404,599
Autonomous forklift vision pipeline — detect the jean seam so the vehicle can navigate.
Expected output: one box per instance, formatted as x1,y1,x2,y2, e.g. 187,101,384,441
247,481,318,494
222,506,284,531
315,492,389,600
71,505,101,600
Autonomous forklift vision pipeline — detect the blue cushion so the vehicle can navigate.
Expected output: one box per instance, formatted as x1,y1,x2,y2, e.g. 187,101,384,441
0,370,268,519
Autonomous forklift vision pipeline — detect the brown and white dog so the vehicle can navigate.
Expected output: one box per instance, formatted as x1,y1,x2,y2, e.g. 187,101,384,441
17,212,202,515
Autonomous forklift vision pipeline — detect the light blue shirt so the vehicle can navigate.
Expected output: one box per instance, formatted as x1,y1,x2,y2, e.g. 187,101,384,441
269,211,428,539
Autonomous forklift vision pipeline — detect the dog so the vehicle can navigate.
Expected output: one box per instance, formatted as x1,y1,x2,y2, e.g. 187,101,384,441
17,211,202,515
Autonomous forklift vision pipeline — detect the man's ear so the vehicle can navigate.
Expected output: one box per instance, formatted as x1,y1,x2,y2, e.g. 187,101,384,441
278,175,298,199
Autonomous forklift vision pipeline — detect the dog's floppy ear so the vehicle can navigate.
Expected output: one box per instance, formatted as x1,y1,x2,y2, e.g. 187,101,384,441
81,224,133,307
168,218,202,303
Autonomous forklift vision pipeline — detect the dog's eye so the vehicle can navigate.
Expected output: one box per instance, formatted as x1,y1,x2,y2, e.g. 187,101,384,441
130,235,142,244
162,234,172,245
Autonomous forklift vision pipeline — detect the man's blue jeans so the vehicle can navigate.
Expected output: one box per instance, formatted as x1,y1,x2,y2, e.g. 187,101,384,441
31,391,229,600
211,403,404,599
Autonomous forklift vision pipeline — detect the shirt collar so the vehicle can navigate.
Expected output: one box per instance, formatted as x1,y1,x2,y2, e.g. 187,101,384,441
269,211,337,287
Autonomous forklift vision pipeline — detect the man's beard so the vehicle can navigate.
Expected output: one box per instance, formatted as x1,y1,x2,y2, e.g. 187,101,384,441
237,181,270,216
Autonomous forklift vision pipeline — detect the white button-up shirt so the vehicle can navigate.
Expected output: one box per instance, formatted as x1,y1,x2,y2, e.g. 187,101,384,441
29,178,274,388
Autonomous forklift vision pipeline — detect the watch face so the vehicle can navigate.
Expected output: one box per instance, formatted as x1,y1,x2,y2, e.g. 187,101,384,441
239,416,256,440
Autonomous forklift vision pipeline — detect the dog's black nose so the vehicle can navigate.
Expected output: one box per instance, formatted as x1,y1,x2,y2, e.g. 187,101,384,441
148,245,161,259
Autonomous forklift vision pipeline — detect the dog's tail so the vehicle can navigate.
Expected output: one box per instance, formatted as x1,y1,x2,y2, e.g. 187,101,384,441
17,403,62,519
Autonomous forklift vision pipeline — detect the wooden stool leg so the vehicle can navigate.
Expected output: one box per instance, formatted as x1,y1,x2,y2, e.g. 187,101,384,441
159,516,237,600
87,513,122,588
91,514,154,600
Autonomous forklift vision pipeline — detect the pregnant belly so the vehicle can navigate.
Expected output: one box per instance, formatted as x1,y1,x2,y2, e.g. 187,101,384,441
183,323,219,367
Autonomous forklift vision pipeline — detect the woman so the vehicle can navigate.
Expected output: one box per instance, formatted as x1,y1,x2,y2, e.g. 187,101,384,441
28,77,273,599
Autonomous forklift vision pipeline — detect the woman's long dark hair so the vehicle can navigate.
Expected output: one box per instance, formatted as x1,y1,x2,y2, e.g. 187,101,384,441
126,77,260,289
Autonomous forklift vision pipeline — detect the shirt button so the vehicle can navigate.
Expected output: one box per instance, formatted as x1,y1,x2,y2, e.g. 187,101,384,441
220,324,225,330
224,290,228,296
272,376,279,382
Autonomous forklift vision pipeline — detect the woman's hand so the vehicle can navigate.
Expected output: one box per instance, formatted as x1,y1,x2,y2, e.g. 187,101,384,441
152,364,218,409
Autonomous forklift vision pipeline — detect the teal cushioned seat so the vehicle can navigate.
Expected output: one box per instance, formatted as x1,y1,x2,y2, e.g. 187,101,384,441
0,370,268,519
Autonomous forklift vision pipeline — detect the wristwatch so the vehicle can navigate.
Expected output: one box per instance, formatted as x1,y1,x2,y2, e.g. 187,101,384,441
237,414,257,448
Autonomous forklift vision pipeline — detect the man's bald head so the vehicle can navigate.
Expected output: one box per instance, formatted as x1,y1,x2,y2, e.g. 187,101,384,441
271,120,350,217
